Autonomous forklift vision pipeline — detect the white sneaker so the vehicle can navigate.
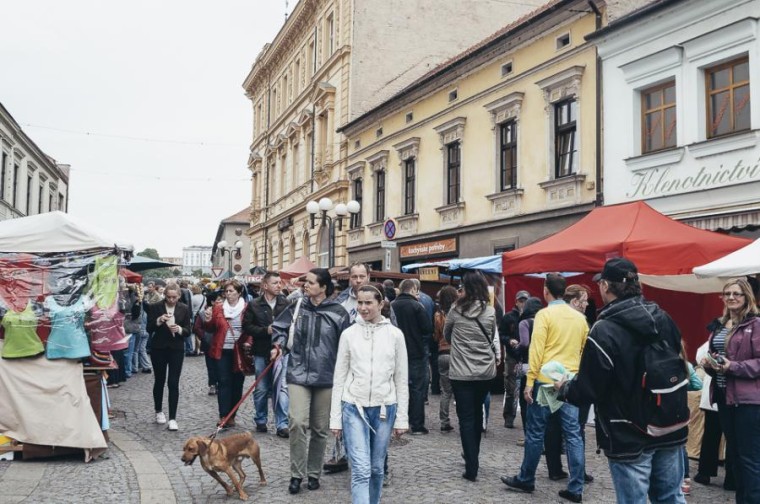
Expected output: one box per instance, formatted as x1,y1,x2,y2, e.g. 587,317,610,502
168,419,178,431
156,412,167,424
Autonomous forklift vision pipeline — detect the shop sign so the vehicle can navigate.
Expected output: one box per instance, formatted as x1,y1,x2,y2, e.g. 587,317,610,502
418,267,439,281
399,238,457,259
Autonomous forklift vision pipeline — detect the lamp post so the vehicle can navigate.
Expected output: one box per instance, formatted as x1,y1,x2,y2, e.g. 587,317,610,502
305,197,360,267
217,239,243,276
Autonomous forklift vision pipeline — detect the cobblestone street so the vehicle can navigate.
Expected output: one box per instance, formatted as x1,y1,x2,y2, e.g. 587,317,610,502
0,357,735,503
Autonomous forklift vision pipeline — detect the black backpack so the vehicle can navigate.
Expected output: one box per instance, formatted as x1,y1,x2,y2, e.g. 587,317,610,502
631,338,690,437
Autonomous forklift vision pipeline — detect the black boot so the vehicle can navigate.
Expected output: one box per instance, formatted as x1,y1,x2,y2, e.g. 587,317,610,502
288,477,302,494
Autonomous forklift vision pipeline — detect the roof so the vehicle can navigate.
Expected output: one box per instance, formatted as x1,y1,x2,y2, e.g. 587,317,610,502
585,0,685,41
501,201,751,276
222,207,251,224
338,0,571,134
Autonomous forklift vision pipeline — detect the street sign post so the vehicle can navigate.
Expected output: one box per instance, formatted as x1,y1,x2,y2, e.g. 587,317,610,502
384,249,392,271
380,240,397,249
211,267,224,277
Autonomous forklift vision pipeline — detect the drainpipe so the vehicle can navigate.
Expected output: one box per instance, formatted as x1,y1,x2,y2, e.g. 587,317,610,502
589,0,603,206
264,72,272,267
310,26,317,194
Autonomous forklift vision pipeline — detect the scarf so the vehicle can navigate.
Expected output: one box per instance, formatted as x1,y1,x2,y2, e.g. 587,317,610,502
223,298,245,320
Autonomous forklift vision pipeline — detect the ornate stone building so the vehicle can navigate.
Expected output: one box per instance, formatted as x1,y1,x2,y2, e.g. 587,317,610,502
242,0,542,269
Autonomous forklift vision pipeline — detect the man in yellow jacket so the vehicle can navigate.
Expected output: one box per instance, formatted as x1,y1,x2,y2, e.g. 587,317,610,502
502,273,588,503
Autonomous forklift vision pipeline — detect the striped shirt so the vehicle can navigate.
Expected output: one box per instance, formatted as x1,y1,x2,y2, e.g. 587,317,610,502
223,316,242,350
713,326,729,389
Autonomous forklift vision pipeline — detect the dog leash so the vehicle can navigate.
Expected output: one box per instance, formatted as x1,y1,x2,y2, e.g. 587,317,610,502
210,356,279,440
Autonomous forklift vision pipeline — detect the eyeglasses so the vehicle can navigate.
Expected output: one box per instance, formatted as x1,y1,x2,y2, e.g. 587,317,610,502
722,291,745,298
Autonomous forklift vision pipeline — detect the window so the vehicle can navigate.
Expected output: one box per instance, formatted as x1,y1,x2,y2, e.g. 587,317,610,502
351,177,363,228
12,164,19,207
294,59,301,95
58,193,64,212
283,75,289,104
354,140,361,150
317,226,330,267
326,14,334,55
448,89,458,102
49,192,53,211
501,61,513,77
641,81,676,153
706,56,750,138
404,158,416,215
556,33,571,50
554,99,577,178
446,142,461,204
26,175,32,215
38,184,44,213
375,171,385,222
500,120,518,190
309,40,316,75
0,152,6,200
405,112,414,123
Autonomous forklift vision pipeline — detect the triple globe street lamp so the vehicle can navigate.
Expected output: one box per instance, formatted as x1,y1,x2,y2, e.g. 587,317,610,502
305,197,360,267
217,239,243,276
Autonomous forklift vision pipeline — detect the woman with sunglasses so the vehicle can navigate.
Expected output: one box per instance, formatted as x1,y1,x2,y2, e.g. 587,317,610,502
203,280,248,427
701,278,760,502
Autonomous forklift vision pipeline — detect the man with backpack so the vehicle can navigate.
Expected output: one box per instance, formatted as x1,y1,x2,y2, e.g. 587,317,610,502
557,257,689,503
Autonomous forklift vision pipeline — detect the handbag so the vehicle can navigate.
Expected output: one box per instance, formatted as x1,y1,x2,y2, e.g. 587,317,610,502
233,332,255,375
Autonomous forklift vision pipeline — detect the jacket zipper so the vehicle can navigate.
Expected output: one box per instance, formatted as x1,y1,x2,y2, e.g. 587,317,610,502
368,327,374,404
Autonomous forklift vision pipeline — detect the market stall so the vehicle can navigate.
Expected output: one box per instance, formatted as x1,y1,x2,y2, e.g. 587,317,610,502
501,201,751,356
0,211,133,462
693,237,760,278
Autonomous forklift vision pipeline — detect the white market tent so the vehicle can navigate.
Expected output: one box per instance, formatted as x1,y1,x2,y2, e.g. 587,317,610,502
693,237,760,278
0,211,132,253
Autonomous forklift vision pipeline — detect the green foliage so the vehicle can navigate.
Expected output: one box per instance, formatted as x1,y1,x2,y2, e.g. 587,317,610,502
138,248,160,260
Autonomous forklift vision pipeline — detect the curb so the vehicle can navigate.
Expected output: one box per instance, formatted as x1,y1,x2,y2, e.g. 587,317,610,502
110,430,177,504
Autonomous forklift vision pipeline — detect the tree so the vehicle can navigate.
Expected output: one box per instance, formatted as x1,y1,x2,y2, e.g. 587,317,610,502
191,269,204,278
138,248,160,260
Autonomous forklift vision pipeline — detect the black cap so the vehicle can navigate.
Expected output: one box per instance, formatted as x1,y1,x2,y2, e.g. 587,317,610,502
592,257,639,283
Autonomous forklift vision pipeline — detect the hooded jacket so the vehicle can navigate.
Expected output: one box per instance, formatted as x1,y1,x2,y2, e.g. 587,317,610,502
706,315,760,406
444,300,497,381
242,293,289,357
329,316,409,430
515,297,543,362
561,295,686,460
271,297,350,388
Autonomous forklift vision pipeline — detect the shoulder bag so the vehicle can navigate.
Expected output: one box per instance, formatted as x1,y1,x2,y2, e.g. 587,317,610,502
285,297,303,352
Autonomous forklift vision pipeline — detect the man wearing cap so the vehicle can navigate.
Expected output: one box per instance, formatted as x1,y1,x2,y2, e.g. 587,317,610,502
500,290,530,428
555,257,687,503
502,273,587,503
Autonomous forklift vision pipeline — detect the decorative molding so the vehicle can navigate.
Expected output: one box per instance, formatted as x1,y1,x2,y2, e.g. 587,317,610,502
296,108,314,127
347,227,365,247
486,188,525,217
367,221,384,242
366,150,389,172
347,161,365,181
536,65,585,104
434,117,467,145
687,130,758,159
395,213,419,238
625,147,685,172
434,202,465,229
538,173,586,206
393,137,420,161
285,121,300,138
484,92,524,126
621,47,682,87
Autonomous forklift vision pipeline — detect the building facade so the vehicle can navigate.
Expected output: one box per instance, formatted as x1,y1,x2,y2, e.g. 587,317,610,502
593,0,760,236
0,102,70,222
181,246,212,275
211,208,252,276
339,0,604,271
242,0,545,269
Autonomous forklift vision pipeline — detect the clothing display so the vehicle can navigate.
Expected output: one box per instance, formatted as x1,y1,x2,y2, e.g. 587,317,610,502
45,296,91,360
88,299,128,352
1,302,44,359
89,255,118,310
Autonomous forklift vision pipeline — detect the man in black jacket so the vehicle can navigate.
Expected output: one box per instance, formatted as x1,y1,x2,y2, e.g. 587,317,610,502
242,271,290,437
501,290,529,428
557,258,687,503
391,279,433,434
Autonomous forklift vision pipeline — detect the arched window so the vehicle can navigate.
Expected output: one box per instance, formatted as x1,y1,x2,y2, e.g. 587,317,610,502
302,230,311,261
278,239,284,269
253,243,259,267
267,242,274,270
290,234,297,263
317,225,330,268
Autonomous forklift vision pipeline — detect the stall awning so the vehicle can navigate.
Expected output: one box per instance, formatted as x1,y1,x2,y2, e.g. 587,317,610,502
403,255,502,274
680,209,760,233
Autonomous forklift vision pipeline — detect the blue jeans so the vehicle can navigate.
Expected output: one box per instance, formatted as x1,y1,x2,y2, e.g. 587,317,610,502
124,333,136,377
608,446,686,504
135,332,151,371
216,349,245,418
517,384,585,494
252,355,289,430
719,402,760,503
342,402,396,504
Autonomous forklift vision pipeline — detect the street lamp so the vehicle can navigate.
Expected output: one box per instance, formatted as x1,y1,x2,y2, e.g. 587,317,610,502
217,239,243,276
305,197,361,267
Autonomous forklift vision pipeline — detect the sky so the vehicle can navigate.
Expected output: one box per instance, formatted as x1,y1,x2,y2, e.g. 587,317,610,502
0,0,294,257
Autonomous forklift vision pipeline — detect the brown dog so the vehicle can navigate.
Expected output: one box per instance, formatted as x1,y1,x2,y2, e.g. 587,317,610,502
181,431,266,500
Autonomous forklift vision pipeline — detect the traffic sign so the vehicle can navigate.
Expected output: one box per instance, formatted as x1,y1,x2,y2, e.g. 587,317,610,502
383,218,397,240
211,267,224,277
380,240,397,249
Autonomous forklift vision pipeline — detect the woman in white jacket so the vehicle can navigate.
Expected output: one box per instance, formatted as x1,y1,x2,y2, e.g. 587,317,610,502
330,285,409,504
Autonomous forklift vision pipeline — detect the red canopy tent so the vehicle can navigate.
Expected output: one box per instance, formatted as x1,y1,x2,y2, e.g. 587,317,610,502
501,201,751,357
279,256,316,281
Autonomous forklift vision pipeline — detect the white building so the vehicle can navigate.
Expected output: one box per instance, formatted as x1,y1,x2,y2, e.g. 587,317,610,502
0,102,70,221
181,246,212,275
593,0,760,236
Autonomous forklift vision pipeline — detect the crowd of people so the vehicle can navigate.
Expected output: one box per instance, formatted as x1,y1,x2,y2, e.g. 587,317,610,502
119,259,760,504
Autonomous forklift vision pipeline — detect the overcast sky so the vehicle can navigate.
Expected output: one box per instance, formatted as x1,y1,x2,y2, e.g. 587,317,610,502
0,0,293,257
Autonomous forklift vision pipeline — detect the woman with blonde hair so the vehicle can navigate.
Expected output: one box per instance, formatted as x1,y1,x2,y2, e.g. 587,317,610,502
701,278,760,502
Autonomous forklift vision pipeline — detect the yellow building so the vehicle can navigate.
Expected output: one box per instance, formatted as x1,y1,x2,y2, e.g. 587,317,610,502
338,0,604,271
242,0,545,269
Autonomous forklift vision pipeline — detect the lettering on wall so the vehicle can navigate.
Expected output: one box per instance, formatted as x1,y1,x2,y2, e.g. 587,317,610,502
627,157,760,199
399,238,457,259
